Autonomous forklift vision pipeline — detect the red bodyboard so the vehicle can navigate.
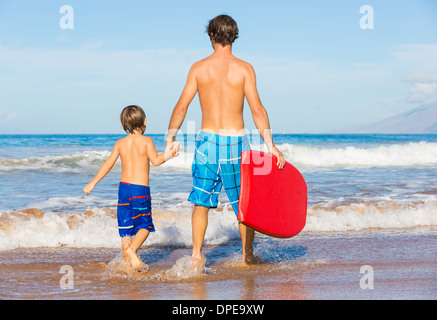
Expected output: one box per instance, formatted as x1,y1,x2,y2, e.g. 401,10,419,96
238,150,307,238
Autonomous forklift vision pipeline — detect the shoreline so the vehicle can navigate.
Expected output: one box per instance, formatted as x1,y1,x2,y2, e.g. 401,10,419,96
0,227,435,300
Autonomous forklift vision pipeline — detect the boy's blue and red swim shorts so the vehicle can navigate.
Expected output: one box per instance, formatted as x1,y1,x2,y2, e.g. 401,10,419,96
117,181,155,237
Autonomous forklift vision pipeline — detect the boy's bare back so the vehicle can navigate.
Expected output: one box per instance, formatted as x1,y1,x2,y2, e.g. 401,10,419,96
117,134,154,186
83,127,179,196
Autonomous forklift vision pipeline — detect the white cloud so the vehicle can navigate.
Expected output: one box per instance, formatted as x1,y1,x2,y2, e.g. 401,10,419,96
403,72,437,103
407,82,437,103
0,110,34,123
402,72,437,83
390,44,437,103
392,44,437,69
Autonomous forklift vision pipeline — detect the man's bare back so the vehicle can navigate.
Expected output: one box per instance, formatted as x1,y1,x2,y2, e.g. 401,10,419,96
167,43,272,140
194,49,249,135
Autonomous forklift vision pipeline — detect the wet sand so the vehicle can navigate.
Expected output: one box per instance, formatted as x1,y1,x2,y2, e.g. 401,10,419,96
0,227,436,300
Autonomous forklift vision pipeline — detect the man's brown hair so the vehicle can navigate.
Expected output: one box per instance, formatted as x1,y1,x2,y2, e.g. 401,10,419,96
120,105,146,134
206,14,239,46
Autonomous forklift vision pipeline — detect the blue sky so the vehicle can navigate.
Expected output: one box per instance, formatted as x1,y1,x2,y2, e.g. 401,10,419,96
0,0,436,134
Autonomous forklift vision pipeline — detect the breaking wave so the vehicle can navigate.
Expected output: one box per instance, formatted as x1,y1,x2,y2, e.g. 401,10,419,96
1,199,435,250
280,141,437,168
1,142,436,173
0,151,114,173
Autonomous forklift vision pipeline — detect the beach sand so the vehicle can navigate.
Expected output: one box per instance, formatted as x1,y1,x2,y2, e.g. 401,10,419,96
0,226,435,300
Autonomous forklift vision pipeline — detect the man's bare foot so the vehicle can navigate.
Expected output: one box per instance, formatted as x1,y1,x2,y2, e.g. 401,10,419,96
242,253,262,266
189,253,206,273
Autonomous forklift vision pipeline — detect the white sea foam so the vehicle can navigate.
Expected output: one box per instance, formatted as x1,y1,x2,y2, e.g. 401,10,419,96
276,141,437,168
165,141,437,169
0,199,435,250
0,150,116,173
0,207,119,250
27,195,111,211
0,203,241,250
1,142,436,172
305,199,437,232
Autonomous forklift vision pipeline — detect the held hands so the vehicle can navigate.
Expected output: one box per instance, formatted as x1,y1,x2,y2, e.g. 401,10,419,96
164,141,183,161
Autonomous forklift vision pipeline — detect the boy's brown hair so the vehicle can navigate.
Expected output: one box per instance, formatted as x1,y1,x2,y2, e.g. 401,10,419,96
120,105,146,134
206,14,239,47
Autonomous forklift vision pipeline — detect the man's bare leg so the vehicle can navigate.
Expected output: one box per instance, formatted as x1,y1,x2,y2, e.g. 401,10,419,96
239,222,255,264
191,205,209,267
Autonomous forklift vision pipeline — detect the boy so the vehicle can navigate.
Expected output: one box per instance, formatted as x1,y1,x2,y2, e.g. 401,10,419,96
84,105,181,270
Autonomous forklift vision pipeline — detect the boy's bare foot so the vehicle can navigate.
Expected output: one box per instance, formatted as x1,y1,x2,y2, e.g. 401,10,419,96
121,236,132,263
125,247,142,269
134,262,149,273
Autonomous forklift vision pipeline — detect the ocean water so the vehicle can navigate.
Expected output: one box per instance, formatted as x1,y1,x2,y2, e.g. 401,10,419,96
1,133,437,300
0,133,437,250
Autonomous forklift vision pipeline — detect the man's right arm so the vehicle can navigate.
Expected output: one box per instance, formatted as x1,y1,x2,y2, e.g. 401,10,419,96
243,63,285,169
166,63,198,145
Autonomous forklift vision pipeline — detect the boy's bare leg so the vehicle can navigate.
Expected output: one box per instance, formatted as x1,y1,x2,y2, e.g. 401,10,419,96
131,229,149,253
239,222,255,264
121,236,133,262
126,229,149,269
191,205,209,265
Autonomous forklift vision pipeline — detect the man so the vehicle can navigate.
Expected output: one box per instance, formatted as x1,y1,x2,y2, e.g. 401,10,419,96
166,14,285,267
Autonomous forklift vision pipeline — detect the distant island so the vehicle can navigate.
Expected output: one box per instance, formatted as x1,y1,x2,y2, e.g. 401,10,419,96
337,101,437,134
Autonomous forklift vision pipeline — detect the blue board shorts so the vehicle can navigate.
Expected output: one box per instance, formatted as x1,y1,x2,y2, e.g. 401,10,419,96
117,182,155,237
188,131,251,216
